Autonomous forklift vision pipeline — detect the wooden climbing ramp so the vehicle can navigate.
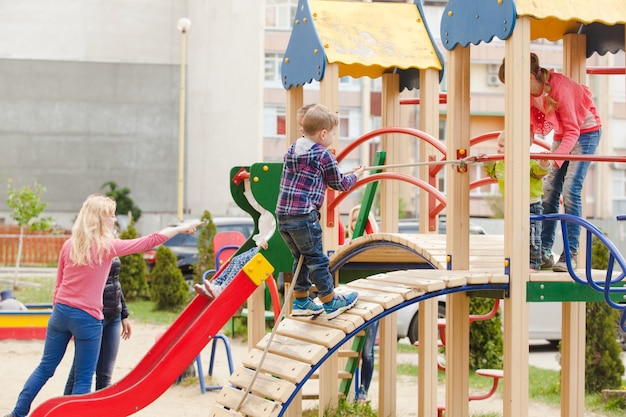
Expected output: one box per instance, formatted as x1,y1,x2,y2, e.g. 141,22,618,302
208,234,509,417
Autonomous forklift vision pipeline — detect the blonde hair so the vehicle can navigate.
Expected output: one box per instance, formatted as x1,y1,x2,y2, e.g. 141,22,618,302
347,205,379,239
496,132,505,154
301,104,338,137
498,53,558,113
70,194,116,266
297,103,315,120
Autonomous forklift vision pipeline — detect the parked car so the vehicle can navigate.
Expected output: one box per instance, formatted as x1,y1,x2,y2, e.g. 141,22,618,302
397,300,563,346
143,217,255,287
397,217,487,235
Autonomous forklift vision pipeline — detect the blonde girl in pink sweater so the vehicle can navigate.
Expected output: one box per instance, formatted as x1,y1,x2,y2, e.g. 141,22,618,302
4,194,201,417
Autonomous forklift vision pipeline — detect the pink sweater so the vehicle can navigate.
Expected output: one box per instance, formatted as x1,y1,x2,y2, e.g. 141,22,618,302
53,233,168,320
530,70,601,167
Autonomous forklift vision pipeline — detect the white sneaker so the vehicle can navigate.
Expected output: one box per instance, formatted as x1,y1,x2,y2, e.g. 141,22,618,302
204,280,223,298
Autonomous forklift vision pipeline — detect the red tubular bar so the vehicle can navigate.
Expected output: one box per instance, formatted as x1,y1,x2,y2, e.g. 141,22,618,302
327,172,447,217
335,126,446,163
399,93,448,105
586,66,626,75
476,153,626,163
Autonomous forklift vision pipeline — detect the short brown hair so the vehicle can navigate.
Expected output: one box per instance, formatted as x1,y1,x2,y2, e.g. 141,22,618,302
302,104,338,136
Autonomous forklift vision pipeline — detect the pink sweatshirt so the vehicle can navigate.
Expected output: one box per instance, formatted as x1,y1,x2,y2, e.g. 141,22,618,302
53,233,168,320
530,70,601,167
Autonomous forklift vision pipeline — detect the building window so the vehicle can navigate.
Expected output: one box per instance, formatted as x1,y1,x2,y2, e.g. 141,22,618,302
265,0,297,29
265,52,284,83
613,168,626,215
338,109,362,140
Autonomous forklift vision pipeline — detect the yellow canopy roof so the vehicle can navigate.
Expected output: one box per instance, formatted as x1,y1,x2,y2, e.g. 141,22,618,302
515,0,626,41
281,0,443,90
310,0,441,78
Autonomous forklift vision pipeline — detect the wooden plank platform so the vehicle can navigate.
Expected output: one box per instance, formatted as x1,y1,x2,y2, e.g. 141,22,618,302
209,232,616,416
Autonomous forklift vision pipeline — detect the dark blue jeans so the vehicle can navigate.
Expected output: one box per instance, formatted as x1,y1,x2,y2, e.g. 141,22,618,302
64,314,121,394
529,201,543,271
277,211,334,299
542,129,600,254
358,320,379,400
12,303,102,417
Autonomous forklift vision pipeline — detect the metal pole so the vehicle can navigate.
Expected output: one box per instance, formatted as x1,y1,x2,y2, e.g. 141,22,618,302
177,18,191,222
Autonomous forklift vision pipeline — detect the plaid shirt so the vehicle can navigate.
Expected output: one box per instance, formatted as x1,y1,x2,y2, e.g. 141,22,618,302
276,139,357,215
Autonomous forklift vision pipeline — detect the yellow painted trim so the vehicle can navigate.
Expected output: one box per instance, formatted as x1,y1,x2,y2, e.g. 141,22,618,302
309,0,442,78
243,253,275,286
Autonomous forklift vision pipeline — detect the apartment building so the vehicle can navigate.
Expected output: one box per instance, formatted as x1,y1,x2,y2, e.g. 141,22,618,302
0,0,623,235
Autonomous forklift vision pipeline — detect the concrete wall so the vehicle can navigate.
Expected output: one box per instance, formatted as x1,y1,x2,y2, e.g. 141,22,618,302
0,0,263,233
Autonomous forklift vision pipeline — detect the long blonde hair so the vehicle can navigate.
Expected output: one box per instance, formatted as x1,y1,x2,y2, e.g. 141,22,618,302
70,194,116,266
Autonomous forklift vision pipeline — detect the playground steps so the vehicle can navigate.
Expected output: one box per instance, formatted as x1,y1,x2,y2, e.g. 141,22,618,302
210,268,508,416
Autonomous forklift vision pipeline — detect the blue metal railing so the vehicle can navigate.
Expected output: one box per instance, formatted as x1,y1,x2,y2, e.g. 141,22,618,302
531,213,626,330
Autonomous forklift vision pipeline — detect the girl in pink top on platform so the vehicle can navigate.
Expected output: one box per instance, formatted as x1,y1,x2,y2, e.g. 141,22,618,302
4,194,201,417
498,52,601,273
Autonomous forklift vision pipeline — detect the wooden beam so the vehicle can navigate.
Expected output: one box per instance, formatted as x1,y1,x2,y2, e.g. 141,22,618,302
503,16,531,417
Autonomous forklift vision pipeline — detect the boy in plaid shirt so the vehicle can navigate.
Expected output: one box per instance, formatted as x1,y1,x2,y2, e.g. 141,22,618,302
276,104,363,319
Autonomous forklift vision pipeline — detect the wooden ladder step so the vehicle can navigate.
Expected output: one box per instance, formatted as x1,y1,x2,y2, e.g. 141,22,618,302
255,333,327,365
228,367,296,403
215,386,282,417
242,348,311,384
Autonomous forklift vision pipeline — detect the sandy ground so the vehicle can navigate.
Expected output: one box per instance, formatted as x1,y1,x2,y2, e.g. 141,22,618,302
0,321,607,417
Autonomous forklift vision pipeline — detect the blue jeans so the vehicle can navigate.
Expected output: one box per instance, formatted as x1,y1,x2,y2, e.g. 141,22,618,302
358,320,379,400
64,314,121,394
529,201,543,271
542,129,600,254
213,247,259,287
12,303,102,417
277,211,334,299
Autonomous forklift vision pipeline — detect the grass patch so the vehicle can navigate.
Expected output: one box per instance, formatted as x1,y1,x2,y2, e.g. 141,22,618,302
302,397,377,417
528,366,561,405
126,299,185,325
9,276,55,303
397,342,417,353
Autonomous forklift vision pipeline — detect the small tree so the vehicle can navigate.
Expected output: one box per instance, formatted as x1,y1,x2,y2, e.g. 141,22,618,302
101,181,142,222
118,223,149,300
150,246,188,310
194,210,217,284
6,179,53,286
469,296,503,370
585,233,625,392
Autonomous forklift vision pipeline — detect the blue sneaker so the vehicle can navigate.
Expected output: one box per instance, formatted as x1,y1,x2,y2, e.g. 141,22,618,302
323,292,358,319
291,297,323,316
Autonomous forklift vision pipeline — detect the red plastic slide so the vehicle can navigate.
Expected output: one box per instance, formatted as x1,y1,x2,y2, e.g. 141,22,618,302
30,253,272,417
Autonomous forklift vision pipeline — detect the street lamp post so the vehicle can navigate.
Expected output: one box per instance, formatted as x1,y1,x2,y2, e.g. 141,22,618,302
177,17,191,223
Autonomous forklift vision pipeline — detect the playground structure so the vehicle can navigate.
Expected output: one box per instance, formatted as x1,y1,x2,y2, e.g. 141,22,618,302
25,1,626,417
272,1,626,416
0,304,51,340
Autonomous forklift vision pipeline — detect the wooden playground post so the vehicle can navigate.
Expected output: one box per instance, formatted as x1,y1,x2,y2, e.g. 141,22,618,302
502,17,531,417
559,33,588,417
376,71,401,417
445,44,472,417
417,67,442,417
318,62,341,417
286,85,304,146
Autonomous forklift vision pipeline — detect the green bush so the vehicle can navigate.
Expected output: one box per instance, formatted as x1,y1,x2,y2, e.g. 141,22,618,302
150,246,188,310
194,211,217,285
585,232,625,393
469,296,503,370
302,397,376,417
118,223,149,300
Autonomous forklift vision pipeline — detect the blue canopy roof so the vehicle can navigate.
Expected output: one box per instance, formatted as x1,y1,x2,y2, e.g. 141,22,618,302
440,0,626,57
281,0,444,92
